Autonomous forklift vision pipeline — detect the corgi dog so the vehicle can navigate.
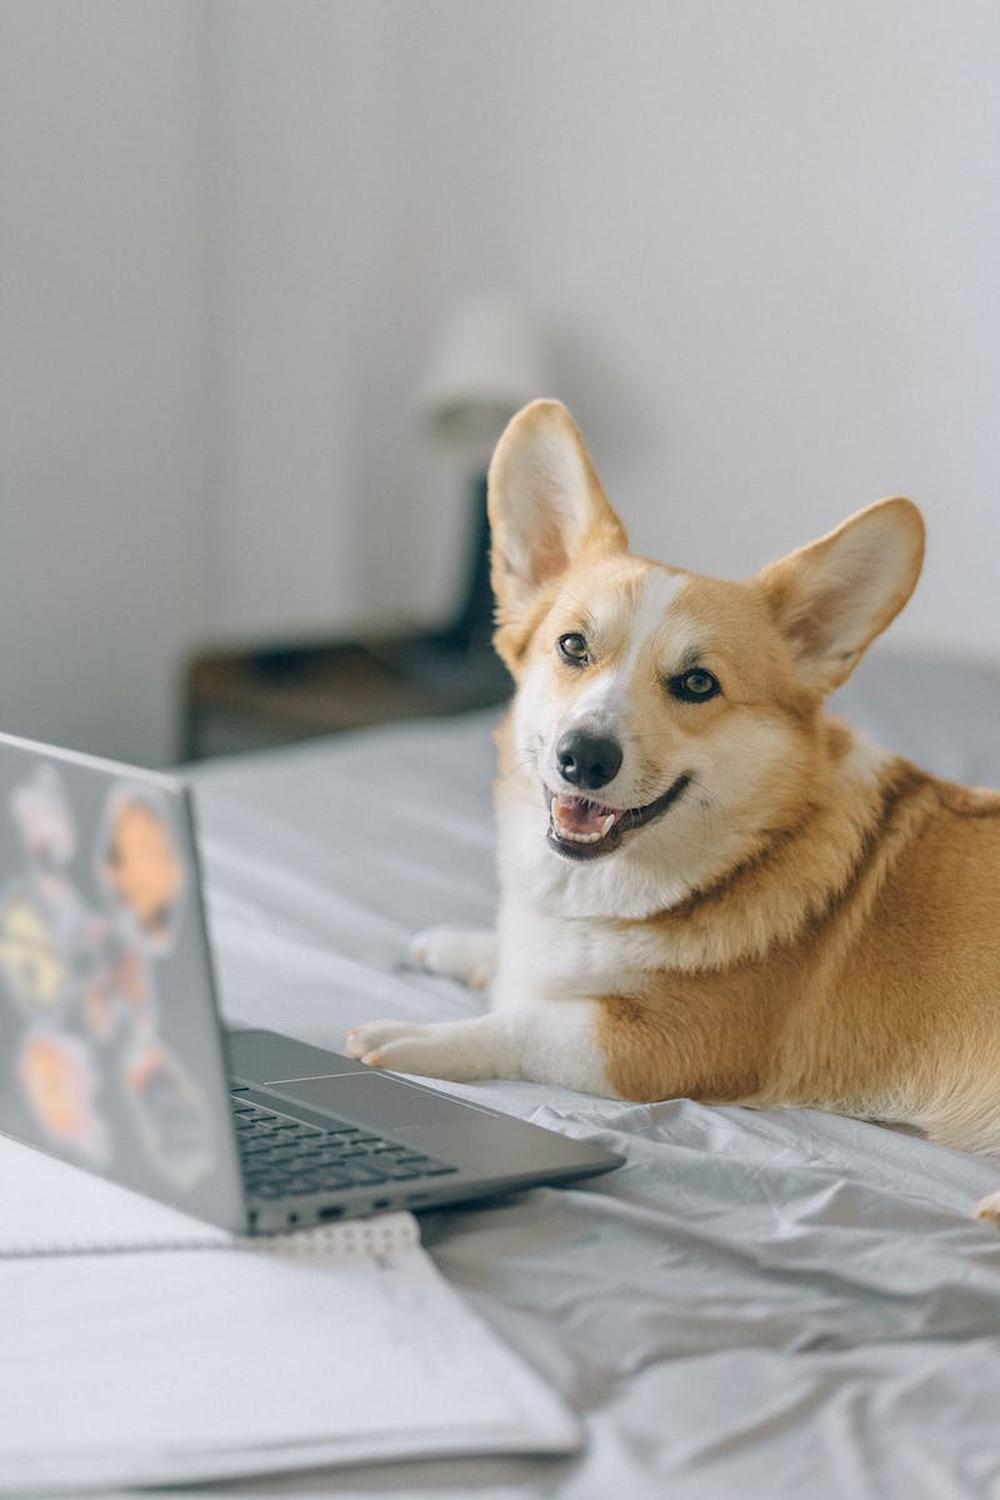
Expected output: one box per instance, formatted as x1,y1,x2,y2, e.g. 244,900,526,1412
347,399,1000,1219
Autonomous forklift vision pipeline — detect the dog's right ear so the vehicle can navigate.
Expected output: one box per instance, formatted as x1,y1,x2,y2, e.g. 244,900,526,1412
488,400,627,658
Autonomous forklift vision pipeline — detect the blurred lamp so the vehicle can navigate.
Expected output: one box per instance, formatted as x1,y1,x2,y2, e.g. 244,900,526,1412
420,299,550,655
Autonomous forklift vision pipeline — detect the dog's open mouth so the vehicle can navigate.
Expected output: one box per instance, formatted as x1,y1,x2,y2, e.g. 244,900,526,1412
547,773,692,861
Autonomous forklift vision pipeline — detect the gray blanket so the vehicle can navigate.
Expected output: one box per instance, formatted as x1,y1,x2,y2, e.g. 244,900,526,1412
190,647,1000,1498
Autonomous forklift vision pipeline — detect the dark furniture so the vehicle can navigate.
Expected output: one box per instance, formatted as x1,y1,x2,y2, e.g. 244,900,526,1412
181,632,512,761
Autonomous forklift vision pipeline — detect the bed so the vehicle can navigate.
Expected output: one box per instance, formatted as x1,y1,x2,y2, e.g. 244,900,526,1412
190,646,1000,1498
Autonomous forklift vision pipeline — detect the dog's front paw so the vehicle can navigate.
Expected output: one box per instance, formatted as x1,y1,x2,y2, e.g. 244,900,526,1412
345,1019,424,1064
345,1016,499,1082
408,926,497,990
976,1191,1000,1224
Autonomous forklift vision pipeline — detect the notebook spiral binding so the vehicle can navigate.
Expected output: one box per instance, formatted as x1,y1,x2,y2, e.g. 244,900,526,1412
0,1211,420,1261
260,1213,420,1259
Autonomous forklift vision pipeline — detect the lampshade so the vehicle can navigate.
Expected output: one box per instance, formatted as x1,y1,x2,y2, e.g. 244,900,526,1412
419,297,551,449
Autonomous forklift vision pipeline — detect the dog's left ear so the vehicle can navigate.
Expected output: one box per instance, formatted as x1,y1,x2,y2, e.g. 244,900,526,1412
757,498,925,693
488,400,628,647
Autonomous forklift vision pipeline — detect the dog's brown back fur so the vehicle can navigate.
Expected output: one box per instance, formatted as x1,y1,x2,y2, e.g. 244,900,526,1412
597,746,1000,1153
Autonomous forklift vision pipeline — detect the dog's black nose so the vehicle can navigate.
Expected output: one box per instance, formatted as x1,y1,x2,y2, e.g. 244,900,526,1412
556,731,623,791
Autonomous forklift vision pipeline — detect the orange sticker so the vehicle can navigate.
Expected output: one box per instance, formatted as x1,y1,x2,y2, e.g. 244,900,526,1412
17,1031,109,1163
98,788,186,955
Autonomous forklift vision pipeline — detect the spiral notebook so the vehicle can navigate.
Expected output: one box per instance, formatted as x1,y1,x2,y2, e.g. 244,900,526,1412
0,1134,579,1494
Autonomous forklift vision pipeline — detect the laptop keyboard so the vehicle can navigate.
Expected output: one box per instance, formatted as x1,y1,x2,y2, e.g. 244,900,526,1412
231,1094,458,1200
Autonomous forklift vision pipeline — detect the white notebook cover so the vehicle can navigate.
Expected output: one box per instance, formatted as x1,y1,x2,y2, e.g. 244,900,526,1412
0,1135,580,1492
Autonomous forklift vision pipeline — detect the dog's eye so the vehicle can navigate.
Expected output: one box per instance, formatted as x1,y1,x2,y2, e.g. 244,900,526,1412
669,669,721,702
557,633,589,665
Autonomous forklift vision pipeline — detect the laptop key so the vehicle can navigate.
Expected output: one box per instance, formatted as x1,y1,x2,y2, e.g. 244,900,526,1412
231,1102,456,1188
289,1170,340,1194
343,1162,390,1184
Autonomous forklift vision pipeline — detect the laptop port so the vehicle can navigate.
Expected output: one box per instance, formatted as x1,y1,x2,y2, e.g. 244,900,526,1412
372,1198,390,1210
318,1206,343,1221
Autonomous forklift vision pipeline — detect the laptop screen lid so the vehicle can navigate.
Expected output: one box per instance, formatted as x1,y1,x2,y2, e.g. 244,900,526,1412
0,731,247,1233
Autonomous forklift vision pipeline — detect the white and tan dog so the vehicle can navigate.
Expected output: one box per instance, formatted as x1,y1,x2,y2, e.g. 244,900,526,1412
347,400,1000,1218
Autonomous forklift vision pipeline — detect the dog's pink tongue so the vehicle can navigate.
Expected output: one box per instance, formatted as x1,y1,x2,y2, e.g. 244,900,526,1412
552,795,611,836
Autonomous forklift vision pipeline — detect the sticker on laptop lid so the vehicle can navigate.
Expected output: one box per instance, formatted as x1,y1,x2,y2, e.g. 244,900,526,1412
96,784,187,957
0,886,70,1017
79,933,158,1042
11,763,76,874
16,1029,110,1164
121,1037,214,1188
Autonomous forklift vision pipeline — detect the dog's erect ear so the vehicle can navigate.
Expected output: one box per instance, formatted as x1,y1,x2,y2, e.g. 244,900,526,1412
488,400,628,632
757,498,925,694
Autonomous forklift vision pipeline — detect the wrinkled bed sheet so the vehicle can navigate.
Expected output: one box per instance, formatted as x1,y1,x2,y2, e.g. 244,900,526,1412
187,648,1000,1499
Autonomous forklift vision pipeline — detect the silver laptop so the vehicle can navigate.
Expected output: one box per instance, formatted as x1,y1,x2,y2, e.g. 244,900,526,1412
0,730,620,1234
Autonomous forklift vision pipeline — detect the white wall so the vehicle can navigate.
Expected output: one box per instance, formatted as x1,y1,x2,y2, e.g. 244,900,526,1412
393,0,1000,656
0,0,210,764
203,1,461,642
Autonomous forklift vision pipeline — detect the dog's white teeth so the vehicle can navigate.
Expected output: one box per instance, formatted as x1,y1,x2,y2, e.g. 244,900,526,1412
550,794,620,844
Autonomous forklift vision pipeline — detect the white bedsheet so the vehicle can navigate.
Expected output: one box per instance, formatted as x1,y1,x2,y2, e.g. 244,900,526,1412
186,648,1000,1498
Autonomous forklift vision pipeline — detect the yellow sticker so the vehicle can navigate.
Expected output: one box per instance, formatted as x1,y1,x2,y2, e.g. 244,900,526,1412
0,893,67,1013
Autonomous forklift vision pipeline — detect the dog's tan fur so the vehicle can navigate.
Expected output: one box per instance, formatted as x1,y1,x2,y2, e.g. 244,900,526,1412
347,399,1000,1218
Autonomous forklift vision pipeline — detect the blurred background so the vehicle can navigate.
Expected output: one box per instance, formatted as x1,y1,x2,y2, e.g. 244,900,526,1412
1,0,998,766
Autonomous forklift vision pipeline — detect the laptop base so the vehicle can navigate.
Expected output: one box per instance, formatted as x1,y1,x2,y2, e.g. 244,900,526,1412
228,1028,622,1233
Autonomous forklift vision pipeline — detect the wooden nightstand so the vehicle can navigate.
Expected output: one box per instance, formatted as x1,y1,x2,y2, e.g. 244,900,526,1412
180,633,513,761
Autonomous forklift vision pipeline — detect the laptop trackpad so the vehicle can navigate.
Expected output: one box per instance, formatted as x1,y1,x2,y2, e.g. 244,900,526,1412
269,1072,461,1131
